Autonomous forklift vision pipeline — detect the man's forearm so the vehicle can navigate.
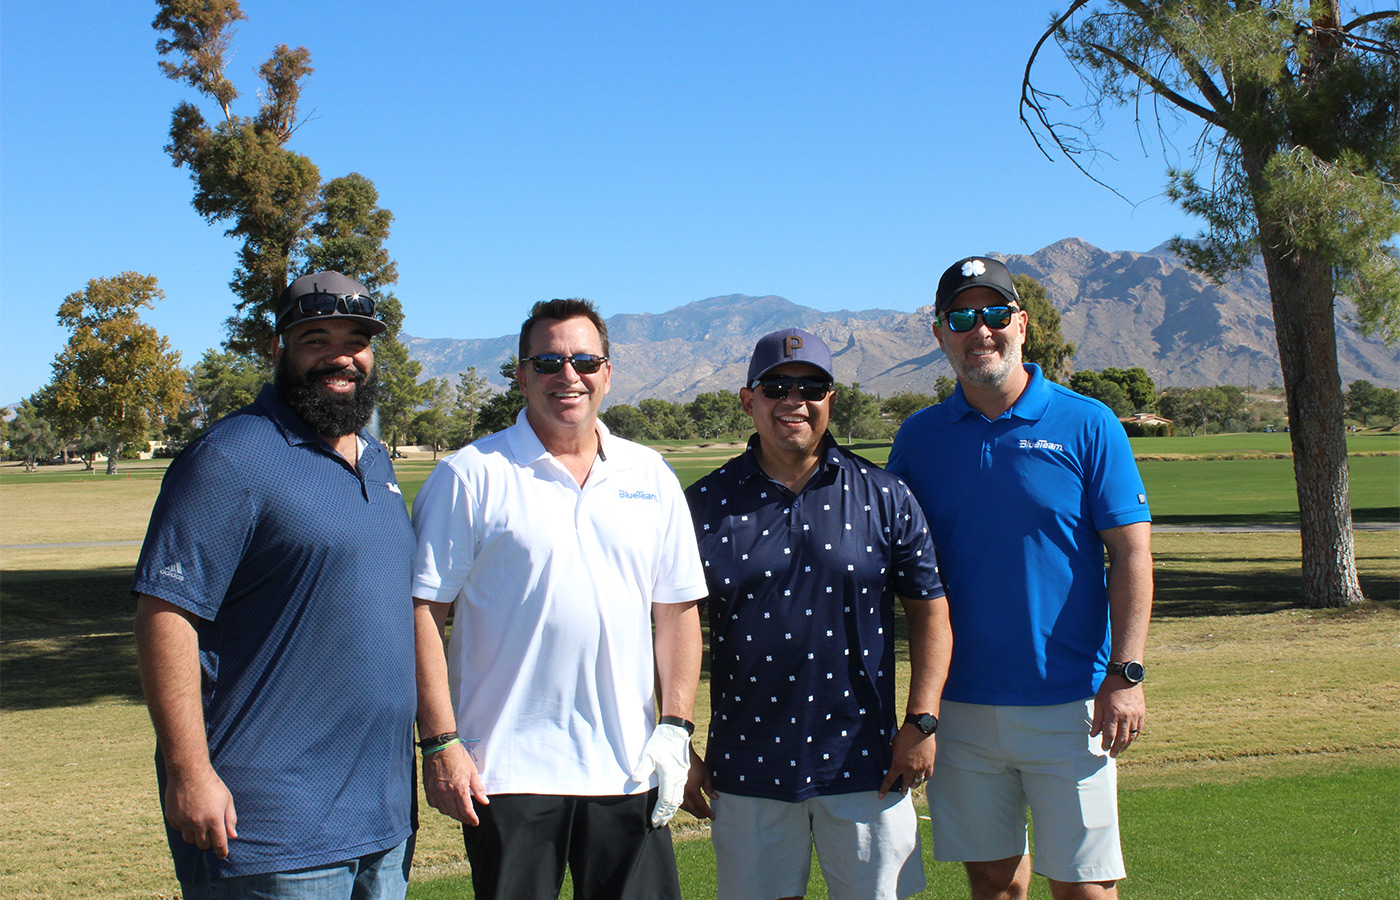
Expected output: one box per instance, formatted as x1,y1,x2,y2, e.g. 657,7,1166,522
1103,522,1153,662
414,598,459,737
134,594,212,773
652,599,702,720
902,593,952,716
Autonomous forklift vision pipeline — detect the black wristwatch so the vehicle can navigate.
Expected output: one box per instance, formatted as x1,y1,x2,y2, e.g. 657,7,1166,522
904,712,938,735
658,715,695,736
1106,660,1146,685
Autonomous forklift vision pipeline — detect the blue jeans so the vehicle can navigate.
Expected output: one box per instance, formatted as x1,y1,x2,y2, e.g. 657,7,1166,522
180,836,413,900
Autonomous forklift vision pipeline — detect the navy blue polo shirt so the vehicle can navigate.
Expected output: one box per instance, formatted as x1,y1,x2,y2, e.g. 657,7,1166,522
686,434,943,801
888,364,1151,706
132,384,417,881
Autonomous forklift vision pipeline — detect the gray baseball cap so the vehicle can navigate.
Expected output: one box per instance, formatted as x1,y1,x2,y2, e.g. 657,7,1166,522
276,270,386,336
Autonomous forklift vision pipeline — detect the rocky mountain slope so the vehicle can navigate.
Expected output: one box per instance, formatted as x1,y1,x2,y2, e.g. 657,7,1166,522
403,238,1398,405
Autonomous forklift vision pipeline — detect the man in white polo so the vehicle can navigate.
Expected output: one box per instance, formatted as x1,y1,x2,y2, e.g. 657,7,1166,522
410,298,706,900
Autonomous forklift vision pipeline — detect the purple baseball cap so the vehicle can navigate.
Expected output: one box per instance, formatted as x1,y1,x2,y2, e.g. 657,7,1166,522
746,328,835,385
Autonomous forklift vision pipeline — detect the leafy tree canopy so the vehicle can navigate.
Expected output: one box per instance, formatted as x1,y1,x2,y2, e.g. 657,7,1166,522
881,391,939,425
49,273,187,474
687,391,747,438
1014,273,1076,383
1023,0,1398,607
829,383,886,441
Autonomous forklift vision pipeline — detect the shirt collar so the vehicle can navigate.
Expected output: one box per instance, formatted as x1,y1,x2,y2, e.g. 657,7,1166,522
508,408,616,468
735,431,843,486
946,363,1051,424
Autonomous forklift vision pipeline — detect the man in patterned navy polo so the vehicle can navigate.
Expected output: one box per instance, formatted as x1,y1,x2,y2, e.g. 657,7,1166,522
132,271,417,899
682,328,952,900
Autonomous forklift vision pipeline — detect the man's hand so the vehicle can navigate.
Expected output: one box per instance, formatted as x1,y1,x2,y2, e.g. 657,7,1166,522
423,742,489,826
1091,678,1146,758
680,745,716,820
164,765,238,858
879,724,936,798
630,723,692,827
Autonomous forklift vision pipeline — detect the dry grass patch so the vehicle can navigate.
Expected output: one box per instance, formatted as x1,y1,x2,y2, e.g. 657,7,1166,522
1,480,161,546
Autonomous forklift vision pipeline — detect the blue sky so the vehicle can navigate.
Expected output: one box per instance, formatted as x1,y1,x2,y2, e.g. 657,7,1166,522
1,1,1203,404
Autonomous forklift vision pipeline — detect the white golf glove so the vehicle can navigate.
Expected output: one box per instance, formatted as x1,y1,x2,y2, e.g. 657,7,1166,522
630,723,692,827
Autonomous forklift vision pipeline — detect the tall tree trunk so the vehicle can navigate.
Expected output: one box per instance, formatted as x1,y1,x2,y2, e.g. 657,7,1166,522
1256,228,1365,608
105,441,122,476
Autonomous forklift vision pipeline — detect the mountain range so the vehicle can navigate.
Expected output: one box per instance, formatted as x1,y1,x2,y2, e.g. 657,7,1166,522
403,237,1399,405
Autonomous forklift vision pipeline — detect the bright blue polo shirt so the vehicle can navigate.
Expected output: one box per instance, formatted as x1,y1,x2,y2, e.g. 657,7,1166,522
131,384,417,882
686,434,943,801
888,364,1150,707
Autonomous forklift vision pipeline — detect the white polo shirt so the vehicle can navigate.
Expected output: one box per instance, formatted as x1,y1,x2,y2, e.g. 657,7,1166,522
411,411,707,796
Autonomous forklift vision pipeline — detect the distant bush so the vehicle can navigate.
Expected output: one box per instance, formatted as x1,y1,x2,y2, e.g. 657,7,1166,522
1122,421,1171,437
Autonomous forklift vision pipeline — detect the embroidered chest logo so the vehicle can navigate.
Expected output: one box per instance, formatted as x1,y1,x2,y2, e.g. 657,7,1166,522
618,489,659,501
1018,438,1065,452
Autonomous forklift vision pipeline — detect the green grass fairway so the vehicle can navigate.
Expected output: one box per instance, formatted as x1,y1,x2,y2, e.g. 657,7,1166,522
403,765,1400,899
1,432,1397,898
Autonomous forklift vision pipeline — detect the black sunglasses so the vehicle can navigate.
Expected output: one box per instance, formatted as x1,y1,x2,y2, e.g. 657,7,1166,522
942,305,1019,333
296,291,376,319
751,374,833,401
524,353,609,375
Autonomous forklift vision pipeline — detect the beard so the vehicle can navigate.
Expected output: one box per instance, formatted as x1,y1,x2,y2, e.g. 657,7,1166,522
949,336,1023,389
275,355,380,438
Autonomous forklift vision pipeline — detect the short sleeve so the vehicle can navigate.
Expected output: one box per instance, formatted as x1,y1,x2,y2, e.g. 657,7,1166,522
1087,413,1152,531
410,459,478,603
886,476,945,601
131,441,256,621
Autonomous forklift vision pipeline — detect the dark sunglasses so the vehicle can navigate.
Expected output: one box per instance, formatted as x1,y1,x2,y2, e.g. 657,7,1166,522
525,353,609,375
752,374,833,401
942,305,1019,333
295,291,376,319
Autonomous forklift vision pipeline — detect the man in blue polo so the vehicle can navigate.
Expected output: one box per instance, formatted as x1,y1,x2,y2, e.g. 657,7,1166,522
132,270,417,899
888,256,1153,900
683,328,952,900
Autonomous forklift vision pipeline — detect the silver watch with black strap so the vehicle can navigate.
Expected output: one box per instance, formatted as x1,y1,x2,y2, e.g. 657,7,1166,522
1106,660,1146,684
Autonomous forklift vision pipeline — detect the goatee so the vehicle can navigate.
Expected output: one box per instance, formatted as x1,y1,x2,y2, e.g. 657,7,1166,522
276,356,380,438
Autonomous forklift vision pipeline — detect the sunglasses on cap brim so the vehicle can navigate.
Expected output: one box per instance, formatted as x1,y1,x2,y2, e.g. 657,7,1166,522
292,290,377,319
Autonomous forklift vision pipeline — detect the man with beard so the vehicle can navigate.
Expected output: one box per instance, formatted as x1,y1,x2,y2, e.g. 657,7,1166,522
887,257,1153,900
132,270,417,900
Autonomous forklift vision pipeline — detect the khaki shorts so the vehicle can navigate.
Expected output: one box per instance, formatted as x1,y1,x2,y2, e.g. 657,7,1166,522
929,699,1126,884
710,789,925,900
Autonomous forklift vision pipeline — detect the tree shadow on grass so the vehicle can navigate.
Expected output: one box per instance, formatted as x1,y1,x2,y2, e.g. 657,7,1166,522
1153,552,1398,617
1153,505,1399,526
1,567,143,710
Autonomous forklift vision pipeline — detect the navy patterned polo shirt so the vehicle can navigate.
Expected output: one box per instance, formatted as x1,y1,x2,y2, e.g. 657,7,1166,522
132,384,417,881
685,434,943,801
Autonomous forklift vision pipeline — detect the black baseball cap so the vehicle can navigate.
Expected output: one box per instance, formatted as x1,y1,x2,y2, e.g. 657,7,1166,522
276,270,386,336
746,328,835,384
935,256,1020,314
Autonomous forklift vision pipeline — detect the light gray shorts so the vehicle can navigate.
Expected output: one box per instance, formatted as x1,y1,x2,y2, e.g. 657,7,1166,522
929,699,1125,884
710,789,925,900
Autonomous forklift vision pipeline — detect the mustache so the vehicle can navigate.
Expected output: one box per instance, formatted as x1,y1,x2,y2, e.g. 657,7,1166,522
307,364,365,383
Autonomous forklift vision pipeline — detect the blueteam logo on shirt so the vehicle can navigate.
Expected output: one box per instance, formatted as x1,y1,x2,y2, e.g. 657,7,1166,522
618,488,659,502
1018,438,1066,452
